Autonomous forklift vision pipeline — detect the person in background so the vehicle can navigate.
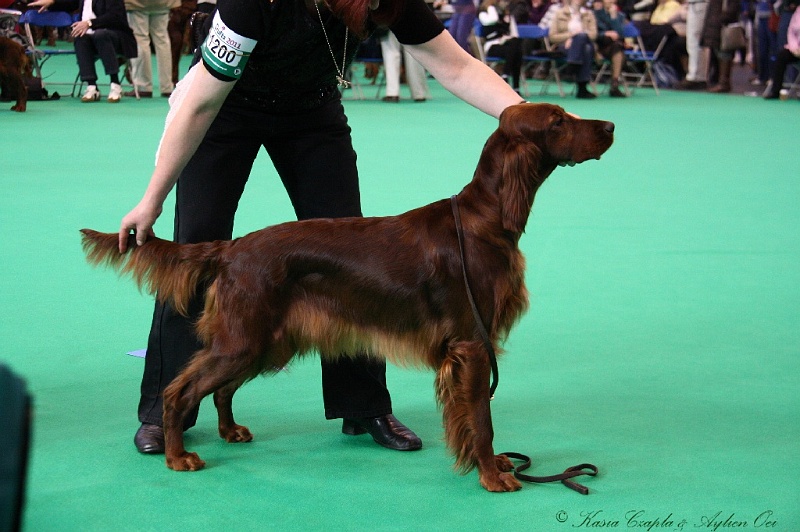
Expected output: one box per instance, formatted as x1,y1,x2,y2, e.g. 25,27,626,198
28,0,137,102
167,0,196,85
764,4,800,98
701,0,740,92
776,0,799,48
525,0,552,24
593,0,628,96
478,0,524,94
675,0,708,88
438,0,478,53
549,0,598,99
379,28,430,101
123,0,179,98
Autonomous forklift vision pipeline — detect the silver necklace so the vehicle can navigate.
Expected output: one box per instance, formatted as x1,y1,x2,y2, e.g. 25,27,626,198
315,2,350,88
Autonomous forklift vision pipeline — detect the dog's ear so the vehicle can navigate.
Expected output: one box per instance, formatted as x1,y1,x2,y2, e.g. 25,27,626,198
499,139,541,234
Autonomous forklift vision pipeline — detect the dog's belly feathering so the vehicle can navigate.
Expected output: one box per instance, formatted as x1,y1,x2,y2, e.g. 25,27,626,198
281,299,451,368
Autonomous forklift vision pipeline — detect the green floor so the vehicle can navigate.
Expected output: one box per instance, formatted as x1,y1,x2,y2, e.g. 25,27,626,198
2,54,799,531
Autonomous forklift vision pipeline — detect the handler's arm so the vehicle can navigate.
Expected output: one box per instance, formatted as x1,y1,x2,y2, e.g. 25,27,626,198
405,31,525,119
118,65,235,252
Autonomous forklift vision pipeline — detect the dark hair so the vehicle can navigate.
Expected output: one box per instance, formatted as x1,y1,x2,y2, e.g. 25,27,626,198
328,0,407,37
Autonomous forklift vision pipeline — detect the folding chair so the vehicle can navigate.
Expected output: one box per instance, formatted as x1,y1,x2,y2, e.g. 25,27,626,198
18,9,76,83
472,20,505,69
345,57,385,100
784,62,800,99
518,24,566,97
618,22,666,95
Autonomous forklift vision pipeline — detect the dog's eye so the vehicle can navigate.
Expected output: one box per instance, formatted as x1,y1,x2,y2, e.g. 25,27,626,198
552,117,564,128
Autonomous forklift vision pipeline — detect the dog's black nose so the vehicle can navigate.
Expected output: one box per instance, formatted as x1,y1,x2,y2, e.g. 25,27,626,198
604,122,615,134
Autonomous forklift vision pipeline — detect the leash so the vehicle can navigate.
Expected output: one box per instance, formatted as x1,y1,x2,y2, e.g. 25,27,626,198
450,195,598,495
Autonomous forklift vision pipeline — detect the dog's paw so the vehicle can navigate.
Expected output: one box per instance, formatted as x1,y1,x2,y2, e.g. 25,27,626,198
219,424,253,443
495,454,515,473
480,470,523,492
10,103,26,112
166,452,206,471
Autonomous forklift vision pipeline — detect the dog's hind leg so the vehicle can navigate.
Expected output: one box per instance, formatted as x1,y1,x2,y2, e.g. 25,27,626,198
163,347,257,471
214,380,254,444
436,340,521,492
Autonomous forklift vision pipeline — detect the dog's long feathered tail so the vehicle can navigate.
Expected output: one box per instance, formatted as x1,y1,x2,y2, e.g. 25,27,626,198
80,229,225,316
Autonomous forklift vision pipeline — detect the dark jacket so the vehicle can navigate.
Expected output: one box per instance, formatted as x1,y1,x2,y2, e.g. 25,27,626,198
52,0,138,58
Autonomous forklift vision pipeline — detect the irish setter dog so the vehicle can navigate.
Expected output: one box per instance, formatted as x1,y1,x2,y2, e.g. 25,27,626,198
0,36,30,112
81,103,614,492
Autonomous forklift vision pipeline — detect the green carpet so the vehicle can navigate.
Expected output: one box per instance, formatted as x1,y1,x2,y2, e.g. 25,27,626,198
2,53,799,531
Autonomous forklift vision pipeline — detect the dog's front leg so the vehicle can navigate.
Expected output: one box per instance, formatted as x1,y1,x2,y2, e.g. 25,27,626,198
436,341,521,492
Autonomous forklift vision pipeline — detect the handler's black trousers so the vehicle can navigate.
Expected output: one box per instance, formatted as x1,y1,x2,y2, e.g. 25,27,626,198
138,95,393,429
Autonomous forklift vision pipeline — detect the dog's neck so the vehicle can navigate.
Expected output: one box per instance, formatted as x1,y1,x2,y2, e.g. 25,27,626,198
458,131,556,239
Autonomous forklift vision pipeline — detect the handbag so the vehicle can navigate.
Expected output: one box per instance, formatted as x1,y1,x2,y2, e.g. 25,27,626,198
720,0,747,52
721,22,747,51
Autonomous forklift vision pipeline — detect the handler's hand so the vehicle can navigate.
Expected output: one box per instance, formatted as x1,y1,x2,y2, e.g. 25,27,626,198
118,201,161,253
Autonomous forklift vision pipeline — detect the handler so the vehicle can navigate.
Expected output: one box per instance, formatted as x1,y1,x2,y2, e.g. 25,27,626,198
116,0,527,455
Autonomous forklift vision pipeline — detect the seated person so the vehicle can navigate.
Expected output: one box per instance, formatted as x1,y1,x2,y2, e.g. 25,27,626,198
549,0,600,98
765,6,800,99
478,0,524,94
28,0,137,103
594,0,628,96
636,0,687,79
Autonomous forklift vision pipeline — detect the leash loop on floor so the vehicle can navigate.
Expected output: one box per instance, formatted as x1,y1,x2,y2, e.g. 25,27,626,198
451,195,598,495
500,452,598,495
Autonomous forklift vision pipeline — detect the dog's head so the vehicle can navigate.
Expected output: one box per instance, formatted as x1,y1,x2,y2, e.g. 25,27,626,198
499,102,615,166
493,103,615,233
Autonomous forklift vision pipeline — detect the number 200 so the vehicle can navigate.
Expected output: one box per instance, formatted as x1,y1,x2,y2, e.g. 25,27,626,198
209,37,236,64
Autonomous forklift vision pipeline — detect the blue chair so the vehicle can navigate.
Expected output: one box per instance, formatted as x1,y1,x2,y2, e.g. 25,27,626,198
619,22,666,95
18,10,77,81
472,20,505,67
517,24,566,97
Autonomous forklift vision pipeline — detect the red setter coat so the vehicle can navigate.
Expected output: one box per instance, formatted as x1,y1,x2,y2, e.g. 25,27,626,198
81,103,614,491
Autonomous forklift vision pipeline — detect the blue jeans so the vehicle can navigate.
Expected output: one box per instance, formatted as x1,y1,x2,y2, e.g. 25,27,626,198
755,14,777,83
563,33,595,83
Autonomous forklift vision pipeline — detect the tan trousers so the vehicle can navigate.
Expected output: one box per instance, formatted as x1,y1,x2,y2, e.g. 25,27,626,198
127,9,174,94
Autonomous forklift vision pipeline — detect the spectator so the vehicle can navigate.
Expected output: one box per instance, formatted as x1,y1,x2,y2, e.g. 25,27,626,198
549,0,602,97
702,0,741,92
124,0,179,97
379,29,430,102
28,0,137,103
594,0,628,96
478,0,525,93
764,5,800,98
439,0,478,53
676,0,708,88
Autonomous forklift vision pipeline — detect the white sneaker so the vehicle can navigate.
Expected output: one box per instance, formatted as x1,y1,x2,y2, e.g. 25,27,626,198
108,83,122,103
81,85,100,102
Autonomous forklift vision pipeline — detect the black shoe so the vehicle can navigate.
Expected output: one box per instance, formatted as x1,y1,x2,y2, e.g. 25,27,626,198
576,89,597,99
342,414,422,451
124,90,152,98
609,86,626,98
134,423,165,454
763,92,780,100
382,95,399,103
675,79,706,91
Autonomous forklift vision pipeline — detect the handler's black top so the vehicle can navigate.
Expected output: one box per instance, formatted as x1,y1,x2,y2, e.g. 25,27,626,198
200,0,443,109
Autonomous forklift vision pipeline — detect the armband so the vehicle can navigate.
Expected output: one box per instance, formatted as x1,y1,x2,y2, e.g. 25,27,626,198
200,11,257,80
